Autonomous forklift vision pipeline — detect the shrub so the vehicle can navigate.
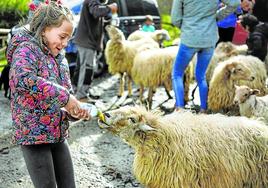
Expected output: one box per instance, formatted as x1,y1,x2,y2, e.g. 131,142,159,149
0,0,30,28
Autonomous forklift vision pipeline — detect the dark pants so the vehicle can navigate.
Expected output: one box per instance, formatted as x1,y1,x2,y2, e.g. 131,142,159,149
217,27,235,45
21,140,75,188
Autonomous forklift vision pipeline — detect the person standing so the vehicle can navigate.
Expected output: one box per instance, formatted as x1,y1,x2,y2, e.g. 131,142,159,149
141,15,156,32
217,2,242,44
171,0,240,113
252,0,268,22
73,0,117,100
240,14,268,61
7,2,90,187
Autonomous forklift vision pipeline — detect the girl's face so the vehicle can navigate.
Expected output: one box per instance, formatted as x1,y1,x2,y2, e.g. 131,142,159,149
43,20,73,57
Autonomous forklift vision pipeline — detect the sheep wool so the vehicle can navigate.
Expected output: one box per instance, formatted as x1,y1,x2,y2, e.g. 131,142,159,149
98,106,268,188
208,55,266,113
127,29,171,44
234,85,268,123
104,25,159,96
206,42,247,82
238,55,267,95
131,46,194,108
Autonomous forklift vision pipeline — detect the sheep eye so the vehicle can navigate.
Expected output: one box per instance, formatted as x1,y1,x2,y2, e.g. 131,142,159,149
129,117,136,123
244,93,248,97
237,68,242,72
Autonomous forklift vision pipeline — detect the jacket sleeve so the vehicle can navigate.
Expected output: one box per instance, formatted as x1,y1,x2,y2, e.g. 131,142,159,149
10,45,70,108
171,0,183,28
88,0,111,19
217,0,241,21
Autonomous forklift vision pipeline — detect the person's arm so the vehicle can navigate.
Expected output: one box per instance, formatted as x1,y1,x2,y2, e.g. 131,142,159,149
11,45,70,108
217,0,241,21
88,0,117,18
171,0,183,29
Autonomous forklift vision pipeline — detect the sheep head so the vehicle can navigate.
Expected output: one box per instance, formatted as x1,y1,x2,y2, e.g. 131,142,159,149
223,61,255,82
105,25,125,41
216,42,236,54
98,106,160,146
234,85,260,104
153,29,171,43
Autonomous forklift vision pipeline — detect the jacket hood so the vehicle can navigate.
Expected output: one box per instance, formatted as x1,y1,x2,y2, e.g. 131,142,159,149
6,27,37,64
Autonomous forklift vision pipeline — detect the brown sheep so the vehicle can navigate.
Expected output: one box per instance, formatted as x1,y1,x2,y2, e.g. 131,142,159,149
98,105,268,188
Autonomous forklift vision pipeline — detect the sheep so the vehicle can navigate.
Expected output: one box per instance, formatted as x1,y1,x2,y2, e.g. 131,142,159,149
131,46,194,109
238,55,267,96
98,105,268,188
207,55,262,113
104,25,159,97
206,42,248,82
127,29,171,45
234,85,268,123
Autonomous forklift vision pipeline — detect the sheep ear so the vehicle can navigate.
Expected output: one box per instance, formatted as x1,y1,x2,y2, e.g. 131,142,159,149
251,89,260,95
224,69,231,80
234,85,239,89
139,124,156,132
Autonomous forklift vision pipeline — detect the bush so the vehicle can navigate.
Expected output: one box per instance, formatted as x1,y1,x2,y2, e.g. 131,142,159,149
0,0,30,28
161,14,180,47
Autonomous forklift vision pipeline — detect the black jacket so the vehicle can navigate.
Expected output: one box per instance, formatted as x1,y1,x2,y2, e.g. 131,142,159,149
252,0,268,22
74,0,111,51
247,23,268,61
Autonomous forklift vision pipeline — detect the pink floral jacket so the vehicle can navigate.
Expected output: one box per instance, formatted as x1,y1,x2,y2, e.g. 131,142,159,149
7,29,72,145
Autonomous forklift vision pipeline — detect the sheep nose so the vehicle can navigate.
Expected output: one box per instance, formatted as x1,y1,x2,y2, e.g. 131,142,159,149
104,112,111,118
234,100,238,105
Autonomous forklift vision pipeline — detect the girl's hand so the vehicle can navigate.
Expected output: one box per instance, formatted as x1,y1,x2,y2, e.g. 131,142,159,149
64,94,91,120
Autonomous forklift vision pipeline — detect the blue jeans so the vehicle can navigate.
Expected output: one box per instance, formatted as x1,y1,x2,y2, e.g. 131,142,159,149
172,43,214,110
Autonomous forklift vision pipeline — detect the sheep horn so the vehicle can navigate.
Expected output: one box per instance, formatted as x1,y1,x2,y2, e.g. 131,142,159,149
139,124,156,132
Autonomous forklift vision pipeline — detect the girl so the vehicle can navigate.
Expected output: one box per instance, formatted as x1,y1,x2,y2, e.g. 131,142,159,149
7,2,89,187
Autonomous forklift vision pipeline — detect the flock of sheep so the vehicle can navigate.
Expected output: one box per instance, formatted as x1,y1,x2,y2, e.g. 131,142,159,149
104,25,268,115
99,25,268,187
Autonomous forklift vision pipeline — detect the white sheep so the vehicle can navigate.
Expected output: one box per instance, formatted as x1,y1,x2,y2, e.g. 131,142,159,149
98,105,268,188
104,25,159,97
127,29,171,45
206,42,248,82
238,55,267,96
208,55,267,113
131,46,193,109
234,85,268,123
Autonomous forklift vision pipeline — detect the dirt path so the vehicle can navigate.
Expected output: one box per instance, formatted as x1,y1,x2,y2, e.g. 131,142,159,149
0,118,142,188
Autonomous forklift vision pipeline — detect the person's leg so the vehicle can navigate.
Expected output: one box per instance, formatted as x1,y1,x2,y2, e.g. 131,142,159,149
195,47,214,110
217,27,235,45
76,46,95,99
21,144,57,188
172,43,197,108
52,140,76,188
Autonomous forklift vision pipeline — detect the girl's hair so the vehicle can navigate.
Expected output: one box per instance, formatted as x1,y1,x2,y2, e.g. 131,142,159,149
29,1,73,50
